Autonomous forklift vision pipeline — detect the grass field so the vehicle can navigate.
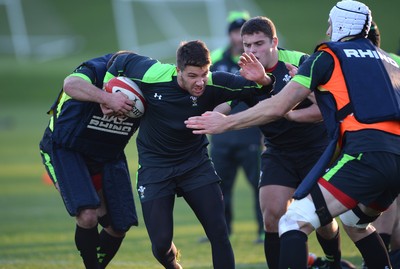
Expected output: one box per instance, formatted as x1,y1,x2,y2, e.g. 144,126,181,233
1,0,399,268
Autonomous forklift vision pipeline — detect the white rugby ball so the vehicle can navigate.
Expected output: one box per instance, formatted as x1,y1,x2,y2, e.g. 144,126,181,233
104,76,146,118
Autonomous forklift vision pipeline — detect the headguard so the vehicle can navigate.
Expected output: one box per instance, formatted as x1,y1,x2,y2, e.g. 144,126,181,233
329,0,371,42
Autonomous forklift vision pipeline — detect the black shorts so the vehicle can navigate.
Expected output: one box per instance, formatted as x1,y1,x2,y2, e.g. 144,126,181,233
259,146,325,188
320,151,400,211
137,159,221,203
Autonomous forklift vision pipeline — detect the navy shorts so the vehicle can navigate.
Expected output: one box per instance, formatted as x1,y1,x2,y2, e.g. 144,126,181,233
259,146,325,188
39,128,138,231
320,151,400,211
136,159,221,203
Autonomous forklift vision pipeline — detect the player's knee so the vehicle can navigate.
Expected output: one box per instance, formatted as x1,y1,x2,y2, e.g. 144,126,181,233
102,215,126,238
339,207,380,229
278,198,320,236
76,208,98,228
263,207,286,231
263,215,280,232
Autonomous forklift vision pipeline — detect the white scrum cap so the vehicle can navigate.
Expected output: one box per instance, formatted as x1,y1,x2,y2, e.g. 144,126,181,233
329,0,371,42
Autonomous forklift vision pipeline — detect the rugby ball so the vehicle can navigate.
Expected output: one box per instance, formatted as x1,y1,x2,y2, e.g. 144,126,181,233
104,76,146,118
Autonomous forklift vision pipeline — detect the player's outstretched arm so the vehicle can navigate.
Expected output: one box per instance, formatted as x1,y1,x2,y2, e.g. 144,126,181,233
185,81,311,134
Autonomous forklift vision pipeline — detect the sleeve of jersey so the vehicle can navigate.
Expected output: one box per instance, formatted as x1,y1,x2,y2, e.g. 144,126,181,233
292,51,333,91
210,71,274,107
68,65,95,84
103,53,157,84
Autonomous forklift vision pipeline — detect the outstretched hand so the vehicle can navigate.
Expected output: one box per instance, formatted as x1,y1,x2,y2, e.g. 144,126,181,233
238,53,268,84
185,111,229,134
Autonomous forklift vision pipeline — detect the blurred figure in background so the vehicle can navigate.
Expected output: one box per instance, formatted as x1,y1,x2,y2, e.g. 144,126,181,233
205,10,264,244
211,10,251,73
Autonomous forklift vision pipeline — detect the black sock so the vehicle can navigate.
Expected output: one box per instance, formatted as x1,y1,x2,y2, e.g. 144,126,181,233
379,233,391,252
264,232,280,269
75,224,100,269
98,229,124,269
279,230,308,269
316,228,341,268
355,231,391,268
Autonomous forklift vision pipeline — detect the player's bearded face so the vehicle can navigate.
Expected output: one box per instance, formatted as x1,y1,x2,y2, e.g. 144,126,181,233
177,65,209,97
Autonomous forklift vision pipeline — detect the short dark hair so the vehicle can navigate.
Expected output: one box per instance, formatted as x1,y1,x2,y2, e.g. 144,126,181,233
367,21,380,47
241,16,277,40
176,40,211,70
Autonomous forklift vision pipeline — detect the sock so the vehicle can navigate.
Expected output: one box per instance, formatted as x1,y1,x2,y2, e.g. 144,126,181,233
355,231,391,269
379,233,391,252
316,228,341,268
75,224,100,269
264,232,280,269
98,229,124,269
279,230,308,269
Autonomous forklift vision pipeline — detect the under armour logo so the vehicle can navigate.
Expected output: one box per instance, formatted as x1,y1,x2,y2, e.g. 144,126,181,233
154,93,162,100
